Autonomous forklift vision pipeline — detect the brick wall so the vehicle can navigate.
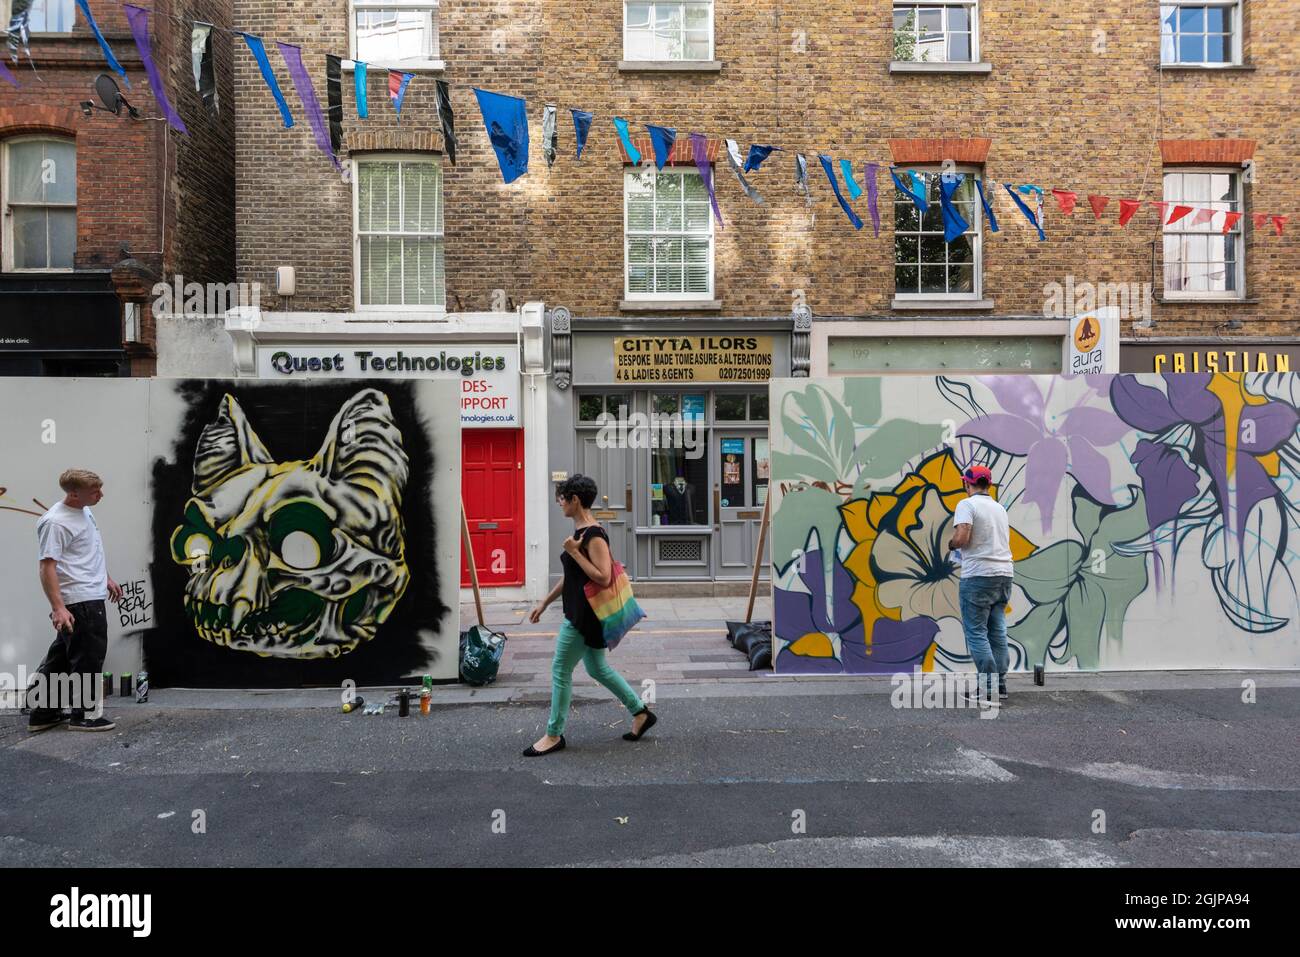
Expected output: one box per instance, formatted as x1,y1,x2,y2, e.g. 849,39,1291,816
0,8,157,272
0,0,235,375
167,0,238,289
232,1,1297,336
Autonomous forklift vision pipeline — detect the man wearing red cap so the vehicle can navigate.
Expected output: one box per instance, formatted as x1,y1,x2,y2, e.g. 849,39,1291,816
948,464,1013,706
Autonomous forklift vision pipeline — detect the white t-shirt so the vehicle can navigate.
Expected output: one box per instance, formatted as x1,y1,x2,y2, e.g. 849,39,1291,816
952,493,1013,579
36,503,108,604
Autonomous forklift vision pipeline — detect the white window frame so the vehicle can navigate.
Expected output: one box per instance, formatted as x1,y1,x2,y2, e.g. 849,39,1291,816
348,0,444,72
622,1,715,62
3,0,77,33
892,165,983,302
623,167,716,302
1160,167,1245,301
352,152,446,313
891,2,980,64
2,135,77,274
1159,2,1243,67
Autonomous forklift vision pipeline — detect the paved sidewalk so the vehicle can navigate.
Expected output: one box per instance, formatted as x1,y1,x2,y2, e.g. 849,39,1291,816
459,595,773,692
92,594,1300,713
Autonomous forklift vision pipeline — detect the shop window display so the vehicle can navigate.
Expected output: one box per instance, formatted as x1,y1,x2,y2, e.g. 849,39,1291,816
651,448,707,525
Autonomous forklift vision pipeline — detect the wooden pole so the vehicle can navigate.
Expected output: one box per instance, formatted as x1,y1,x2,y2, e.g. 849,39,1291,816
744,496,772,624
460,501,485,628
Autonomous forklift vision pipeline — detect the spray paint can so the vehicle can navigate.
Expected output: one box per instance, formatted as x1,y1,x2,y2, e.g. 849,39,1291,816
342,695,364,714
398,688,410,717
420,688,431,716
120,673,133,697
136,671,148,703
422,675,433,692
102,672,113,699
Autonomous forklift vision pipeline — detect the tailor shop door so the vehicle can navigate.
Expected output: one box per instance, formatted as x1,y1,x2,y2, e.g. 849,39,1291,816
575,427,634,577
714,432,770,579
461,429,525,587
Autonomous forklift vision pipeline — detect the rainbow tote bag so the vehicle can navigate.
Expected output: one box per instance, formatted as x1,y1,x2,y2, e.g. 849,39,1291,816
583,560,646,650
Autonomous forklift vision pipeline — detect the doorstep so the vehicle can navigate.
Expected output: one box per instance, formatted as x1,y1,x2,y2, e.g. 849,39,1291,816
630,580,771,598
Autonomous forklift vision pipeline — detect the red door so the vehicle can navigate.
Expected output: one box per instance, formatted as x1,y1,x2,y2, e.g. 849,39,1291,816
461,429,524,587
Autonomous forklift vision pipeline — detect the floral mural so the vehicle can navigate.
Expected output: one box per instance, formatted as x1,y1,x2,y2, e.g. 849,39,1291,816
771,374,1300,674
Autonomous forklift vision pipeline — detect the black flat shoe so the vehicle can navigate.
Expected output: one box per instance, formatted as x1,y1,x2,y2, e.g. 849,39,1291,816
623,709,657,741
523,735,565,757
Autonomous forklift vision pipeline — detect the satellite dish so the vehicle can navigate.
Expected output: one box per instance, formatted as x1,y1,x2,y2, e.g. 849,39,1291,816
94,74,123,114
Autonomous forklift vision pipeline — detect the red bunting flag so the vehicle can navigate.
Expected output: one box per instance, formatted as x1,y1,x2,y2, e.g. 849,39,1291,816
1189,208,1217,226
1087,195,1110,219
1149,201,1170,223
1166,204,1194,226
1117,199,1142,226
1051,189,1077,215
1221,211,1242,234
1252,212,1269,229
1274,215,1289,236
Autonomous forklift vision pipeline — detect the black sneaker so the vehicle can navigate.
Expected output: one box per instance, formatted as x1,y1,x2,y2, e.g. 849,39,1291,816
28,712,62,733
69,716,116,732
961,677,999,708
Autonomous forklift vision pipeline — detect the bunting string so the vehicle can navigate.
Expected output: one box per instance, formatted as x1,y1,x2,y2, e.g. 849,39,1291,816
59,0,1293,240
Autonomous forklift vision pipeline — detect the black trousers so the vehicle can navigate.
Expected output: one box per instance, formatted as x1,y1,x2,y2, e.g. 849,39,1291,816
29,599,108,719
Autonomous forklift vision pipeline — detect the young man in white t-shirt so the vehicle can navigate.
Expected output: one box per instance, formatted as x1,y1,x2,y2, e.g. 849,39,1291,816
29,469,123,732
947,464,1014,705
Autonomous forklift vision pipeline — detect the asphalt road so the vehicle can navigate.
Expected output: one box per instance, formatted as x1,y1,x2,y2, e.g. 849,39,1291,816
2,685,1297,867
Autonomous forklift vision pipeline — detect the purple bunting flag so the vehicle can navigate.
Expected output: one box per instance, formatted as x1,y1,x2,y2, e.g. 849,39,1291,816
123,4,188,134
278,41,340,171
691,133,722,228
864,162,881,237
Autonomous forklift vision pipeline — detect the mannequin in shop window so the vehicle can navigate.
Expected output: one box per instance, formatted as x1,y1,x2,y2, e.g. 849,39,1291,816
663,475,696,525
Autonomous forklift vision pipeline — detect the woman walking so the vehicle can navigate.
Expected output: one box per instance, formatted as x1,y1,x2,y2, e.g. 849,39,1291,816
524,474,656,756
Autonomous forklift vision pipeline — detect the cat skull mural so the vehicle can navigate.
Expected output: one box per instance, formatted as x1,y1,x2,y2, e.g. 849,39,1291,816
170,389,411,658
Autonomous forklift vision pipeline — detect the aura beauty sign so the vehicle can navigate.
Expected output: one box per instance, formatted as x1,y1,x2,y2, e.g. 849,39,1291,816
255,345,520,426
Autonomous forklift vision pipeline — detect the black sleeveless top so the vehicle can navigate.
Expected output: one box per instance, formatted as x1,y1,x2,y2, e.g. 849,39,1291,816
561,524,610,649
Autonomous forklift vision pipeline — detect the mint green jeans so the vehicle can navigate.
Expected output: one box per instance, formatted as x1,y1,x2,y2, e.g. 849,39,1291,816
547,619,645,737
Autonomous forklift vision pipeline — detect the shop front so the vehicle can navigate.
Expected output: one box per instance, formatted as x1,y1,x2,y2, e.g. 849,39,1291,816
1121,339,1298,375
811,313,1121,378
0,272,129,376
548,314,794,585
812,317,1071,377
226,306,550,602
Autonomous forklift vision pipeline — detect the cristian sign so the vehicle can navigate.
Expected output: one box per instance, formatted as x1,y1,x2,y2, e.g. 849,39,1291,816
255,345,520,426
1121,342,1298,374
613,335,774,382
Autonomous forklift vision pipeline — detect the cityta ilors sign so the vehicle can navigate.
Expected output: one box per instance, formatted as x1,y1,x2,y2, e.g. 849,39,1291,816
255,346,520,427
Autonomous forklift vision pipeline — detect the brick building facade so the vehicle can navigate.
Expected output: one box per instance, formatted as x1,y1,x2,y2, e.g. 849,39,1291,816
227,1,1293,329
0,0,234,376
222,0,1294,590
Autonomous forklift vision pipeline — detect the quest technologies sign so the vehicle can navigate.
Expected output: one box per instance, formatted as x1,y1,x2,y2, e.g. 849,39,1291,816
255,345,520,427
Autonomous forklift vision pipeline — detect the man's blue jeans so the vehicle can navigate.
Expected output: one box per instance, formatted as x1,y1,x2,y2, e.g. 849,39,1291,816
959,576,1013,696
